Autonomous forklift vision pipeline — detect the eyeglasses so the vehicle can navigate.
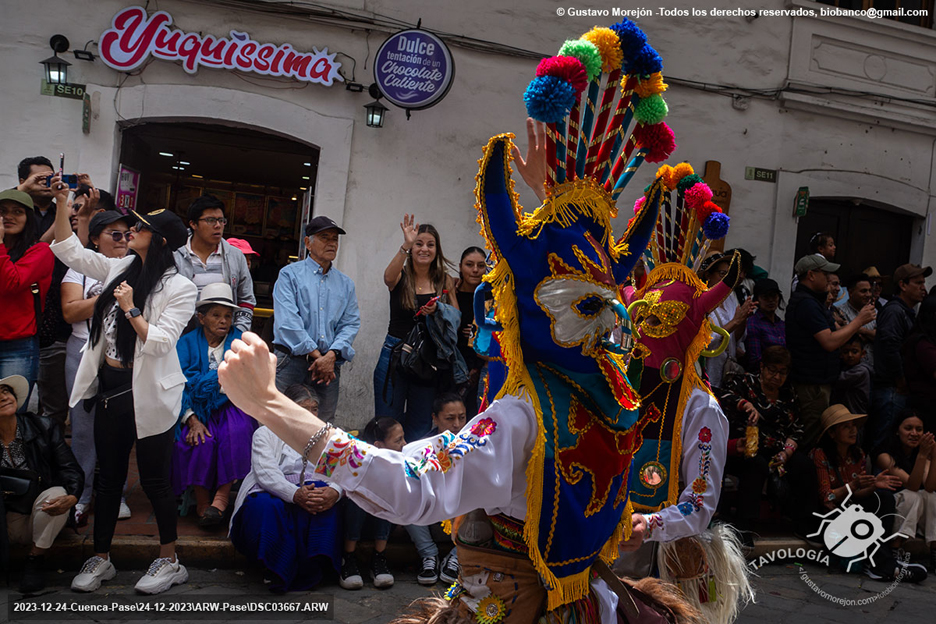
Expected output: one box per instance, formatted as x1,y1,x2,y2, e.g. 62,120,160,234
102,230,132,242
131,223,150,234
763,366,789,378
199,217,228,226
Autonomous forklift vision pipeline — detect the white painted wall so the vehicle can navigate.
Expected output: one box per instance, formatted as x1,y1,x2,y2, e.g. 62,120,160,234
2,0,934,427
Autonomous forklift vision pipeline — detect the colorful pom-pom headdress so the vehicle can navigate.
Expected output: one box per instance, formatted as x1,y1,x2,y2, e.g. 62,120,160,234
472,20,675,612
523,23,675,202
636,163,731,274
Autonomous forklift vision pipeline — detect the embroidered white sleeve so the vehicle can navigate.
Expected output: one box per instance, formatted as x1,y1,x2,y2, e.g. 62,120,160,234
312,398,535,525
644,389,728,543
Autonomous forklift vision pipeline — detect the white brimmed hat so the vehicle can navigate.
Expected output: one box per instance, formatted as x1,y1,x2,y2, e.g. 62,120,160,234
0,375,30,410
196,283,239,311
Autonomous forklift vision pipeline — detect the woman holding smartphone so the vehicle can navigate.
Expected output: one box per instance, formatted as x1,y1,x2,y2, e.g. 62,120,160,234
48,177,197,595
373,214,457,439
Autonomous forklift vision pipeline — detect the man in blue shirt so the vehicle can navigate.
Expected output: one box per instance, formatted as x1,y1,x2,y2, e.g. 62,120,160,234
272,216,360,422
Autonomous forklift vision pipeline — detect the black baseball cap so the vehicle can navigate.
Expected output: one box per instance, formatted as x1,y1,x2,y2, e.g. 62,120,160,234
132,209,189,251
89,210,136,237
753,278,781,298
305,215,346,237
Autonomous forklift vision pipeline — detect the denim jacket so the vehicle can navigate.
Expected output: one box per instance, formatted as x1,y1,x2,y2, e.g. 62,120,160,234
426,301,468,385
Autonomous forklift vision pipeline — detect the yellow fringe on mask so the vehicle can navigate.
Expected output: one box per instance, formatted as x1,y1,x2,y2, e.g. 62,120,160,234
518,178,616,245
634,72,668,98
638,263,709,300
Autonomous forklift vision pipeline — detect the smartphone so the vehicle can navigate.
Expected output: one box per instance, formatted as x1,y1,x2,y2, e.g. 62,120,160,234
46,174,79,189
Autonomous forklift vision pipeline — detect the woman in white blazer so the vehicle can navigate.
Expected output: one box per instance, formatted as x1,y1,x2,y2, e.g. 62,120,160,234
48,178,197,595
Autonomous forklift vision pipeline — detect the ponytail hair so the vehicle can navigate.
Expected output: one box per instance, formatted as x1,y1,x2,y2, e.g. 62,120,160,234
363,417,402,444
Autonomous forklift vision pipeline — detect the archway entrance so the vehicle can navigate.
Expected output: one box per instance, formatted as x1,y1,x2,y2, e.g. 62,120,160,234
794,199,913,290
118,121,319,308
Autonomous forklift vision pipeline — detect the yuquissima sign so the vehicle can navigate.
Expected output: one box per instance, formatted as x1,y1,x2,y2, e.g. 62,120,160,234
374,29,454,111
99,6,343,86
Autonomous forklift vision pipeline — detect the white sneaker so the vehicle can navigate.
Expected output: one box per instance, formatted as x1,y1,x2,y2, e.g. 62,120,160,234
134,557,188,594
118,499,131,520
72,556,117,592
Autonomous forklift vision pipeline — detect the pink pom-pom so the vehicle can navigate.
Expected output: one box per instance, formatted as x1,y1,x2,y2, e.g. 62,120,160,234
634,196,645,214
632,122,676,163
684,183,713,210
536,56,589,95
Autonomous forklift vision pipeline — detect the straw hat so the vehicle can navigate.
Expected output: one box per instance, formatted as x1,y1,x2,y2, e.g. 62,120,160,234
819,404,866,440
0,375,30,410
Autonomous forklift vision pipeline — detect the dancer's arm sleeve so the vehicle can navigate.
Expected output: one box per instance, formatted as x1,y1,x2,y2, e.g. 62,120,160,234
311,398,535,525
643,391,729,543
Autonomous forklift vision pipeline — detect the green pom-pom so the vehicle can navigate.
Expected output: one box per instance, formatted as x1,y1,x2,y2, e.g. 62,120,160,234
633,94,668,125
557,39,602,82
677,174,704,192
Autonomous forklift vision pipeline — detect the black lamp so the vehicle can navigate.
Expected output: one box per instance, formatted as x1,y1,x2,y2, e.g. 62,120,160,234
364,83,388,128
40,35,71,85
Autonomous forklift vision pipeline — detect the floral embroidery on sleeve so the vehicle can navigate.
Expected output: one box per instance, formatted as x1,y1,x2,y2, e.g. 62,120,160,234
645,513,664,539
405,418,499,480
685,427,712,513
315,429,370,478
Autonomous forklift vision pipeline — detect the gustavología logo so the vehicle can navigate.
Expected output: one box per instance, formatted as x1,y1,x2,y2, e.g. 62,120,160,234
748,485,912,606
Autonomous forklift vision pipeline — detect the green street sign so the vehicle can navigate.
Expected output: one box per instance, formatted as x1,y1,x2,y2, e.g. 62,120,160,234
40,80,87,100
794,187,809,217
744,166,777,183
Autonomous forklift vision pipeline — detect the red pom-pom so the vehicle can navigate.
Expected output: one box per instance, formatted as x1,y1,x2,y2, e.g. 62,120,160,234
632,122,676,163
697,201,721,222
536,56,589,95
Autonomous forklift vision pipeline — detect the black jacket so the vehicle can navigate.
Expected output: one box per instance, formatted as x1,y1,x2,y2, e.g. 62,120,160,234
9,412,84,502
874,297,916,385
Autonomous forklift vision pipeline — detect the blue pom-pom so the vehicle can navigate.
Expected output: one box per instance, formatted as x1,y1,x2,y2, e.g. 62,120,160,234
609,19,647,57
703,212,730,240
523,75,577,123
625,44,663,77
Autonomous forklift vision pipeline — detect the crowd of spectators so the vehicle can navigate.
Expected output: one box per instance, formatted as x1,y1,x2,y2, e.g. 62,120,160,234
4,152,936,594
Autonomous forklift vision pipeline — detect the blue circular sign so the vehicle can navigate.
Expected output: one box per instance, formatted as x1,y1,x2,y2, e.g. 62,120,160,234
374,29,454,111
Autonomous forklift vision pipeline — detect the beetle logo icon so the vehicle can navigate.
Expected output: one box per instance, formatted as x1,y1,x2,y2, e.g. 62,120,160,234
807,484,907,572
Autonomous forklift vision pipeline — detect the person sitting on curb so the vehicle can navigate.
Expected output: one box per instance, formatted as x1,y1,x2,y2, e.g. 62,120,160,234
1,375,83,593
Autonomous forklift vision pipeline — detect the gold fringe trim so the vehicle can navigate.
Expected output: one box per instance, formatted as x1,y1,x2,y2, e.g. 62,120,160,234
441,520,452,535
638,263,709,300
598,500,634,566
518,178,617,245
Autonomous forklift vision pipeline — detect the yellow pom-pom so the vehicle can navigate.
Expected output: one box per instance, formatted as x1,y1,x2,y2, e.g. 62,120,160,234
672,162,695,183
634,72,668,98
582,27,623,72
656,164,677,190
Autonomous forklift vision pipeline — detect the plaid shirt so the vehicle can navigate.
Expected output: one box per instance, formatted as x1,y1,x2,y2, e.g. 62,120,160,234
745,308,786,370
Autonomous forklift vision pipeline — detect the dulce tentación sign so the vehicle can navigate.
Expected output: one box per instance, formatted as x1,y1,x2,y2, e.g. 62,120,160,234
99,6,344,86
374,29,454,110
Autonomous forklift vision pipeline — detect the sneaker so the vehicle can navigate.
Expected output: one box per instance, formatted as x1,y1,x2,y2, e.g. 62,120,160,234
134,557,188,594
19,555,46,594
371,550,394,588
440,549,459,584
339,553,364,590
74,503,89,528
896,559,928,584
118,499,131,520
417,556,439,585
72,556,117,592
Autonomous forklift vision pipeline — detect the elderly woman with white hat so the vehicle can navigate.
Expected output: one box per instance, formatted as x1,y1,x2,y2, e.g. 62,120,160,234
172,283,257,528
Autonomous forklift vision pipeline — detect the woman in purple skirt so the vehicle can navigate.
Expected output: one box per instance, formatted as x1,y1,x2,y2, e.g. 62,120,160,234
173,283,257,527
